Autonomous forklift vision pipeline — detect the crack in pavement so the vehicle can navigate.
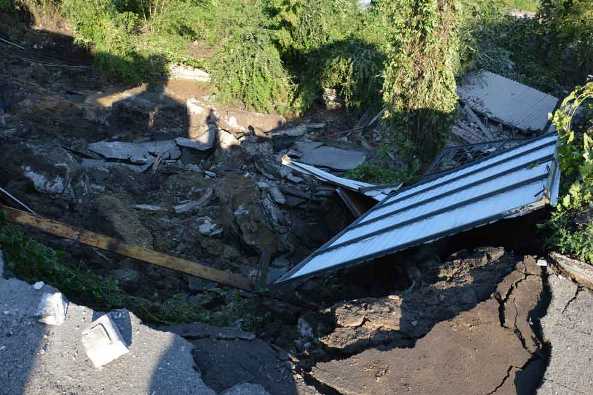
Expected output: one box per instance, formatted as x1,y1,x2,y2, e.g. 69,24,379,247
561,286,581,314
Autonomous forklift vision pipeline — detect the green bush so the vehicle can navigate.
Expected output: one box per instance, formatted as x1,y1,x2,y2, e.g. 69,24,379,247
200,0,293,113
380,0,461,166
0,0,16,12
210,28,294,113
544,83,593,263
269,0,362,54
268,0,387,112
538,0,593,87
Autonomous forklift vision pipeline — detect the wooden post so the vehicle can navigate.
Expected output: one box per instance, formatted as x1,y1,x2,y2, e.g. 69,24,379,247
1,205,253,291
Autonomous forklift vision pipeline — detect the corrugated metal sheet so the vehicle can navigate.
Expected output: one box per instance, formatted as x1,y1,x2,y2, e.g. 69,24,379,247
276,132,560,284
282,156,400,201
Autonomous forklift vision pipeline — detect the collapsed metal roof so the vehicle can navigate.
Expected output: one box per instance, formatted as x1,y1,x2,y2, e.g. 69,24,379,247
276,132,560,284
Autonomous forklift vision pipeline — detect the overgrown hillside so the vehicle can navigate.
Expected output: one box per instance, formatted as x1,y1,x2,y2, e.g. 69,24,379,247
0,0,590,176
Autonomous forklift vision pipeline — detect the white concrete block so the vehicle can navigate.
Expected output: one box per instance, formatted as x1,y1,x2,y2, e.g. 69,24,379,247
81,314,129,368
36,292,68,326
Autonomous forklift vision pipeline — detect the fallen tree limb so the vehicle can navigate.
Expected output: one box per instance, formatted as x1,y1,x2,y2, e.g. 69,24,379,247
0,204,253,291
549,252,593,291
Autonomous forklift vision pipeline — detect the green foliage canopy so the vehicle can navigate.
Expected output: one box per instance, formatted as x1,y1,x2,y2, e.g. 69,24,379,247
544,83,593,263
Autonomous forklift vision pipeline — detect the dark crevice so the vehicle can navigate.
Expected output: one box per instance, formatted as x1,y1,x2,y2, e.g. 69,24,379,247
561,286,581,314
487,365,515,395
516,268,553,393
495,272,529,328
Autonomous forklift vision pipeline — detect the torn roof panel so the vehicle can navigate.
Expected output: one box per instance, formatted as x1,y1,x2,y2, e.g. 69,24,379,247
282,156,400,202
458,71,559,131
276,132,559,284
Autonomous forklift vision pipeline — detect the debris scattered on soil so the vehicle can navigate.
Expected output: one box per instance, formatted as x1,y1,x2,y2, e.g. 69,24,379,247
87,140,182,166
282,156,400,202
278,133,559,284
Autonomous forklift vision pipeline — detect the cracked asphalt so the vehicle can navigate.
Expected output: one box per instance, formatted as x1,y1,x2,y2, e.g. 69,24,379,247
539,274,593,394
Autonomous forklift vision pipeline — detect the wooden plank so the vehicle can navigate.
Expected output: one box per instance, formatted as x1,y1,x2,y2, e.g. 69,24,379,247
1,204,253,291
550,252,593,291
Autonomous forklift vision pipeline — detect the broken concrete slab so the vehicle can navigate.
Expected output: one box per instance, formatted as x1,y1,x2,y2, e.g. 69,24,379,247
311,254,544,394
0,270,216,394
81,313,129,368
197,217,223,237
549,251,593,291
539,275,593,394
88,140,181,165
292,141,367,171
168,64,211,82
271,123,326,137
175,129,216,151
458,70,558,131
19,145,80,195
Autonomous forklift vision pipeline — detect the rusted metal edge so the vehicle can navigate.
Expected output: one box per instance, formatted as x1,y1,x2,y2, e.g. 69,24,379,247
0,204,253,291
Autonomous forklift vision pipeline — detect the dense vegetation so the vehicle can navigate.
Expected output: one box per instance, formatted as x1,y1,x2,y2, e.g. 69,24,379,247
544,83,593,263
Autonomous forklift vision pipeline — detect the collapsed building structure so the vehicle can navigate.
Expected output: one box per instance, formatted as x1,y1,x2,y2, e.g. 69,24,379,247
278,71,561,284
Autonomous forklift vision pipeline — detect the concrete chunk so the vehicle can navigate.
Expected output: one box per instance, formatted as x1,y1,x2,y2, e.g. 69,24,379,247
293,141,367,171
88,140,181,165
81,314,129,368
36,292,68,326
175,127,216,151
169,64,211,82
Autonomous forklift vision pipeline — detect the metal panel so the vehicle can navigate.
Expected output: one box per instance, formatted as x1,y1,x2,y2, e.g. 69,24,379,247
458,71,559,131
281,156,400,201
276,132,560,284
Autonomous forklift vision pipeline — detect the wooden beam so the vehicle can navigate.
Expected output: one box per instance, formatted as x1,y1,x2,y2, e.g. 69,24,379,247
1,204,253,291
